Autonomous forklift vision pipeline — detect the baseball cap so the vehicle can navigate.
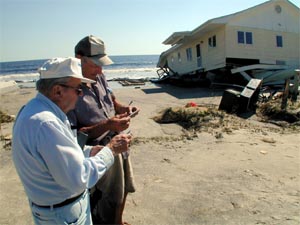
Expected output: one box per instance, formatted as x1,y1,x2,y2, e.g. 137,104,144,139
38,57,95,83
75,35,113,66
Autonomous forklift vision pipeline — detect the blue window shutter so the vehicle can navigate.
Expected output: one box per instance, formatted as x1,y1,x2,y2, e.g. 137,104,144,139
246,32,253,44
276,36,283,47
238,31,244,44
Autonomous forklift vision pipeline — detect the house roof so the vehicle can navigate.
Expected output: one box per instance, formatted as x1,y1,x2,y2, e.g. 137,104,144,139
162,0,299,45
162,31,191,45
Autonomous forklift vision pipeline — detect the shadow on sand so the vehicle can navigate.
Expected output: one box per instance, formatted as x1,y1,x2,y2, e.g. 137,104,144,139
141,83,223,100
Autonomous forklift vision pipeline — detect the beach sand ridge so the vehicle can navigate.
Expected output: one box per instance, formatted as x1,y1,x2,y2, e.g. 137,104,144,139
0,85,299,225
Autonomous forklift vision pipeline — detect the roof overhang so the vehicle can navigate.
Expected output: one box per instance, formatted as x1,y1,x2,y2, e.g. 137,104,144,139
189,22,225,41
162,18,228,46
162,31,191,45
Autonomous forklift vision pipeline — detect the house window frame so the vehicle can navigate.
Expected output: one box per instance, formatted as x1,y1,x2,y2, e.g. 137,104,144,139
238,31,245,44
276,35,283,47
208,35,217,48
245,32,253,44
186,48,193,61
177,52,181,63
238,31,253,45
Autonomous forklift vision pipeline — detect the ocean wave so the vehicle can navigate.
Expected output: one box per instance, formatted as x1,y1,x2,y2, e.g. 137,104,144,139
0,59,46,75
104,67,156,73
105,67,158,80
107,62,156,68
0,67,159,83
0,73,39,82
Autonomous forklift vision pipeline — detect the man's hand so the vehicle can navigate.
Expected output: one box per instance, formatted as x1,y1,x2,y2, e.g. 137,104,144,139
90,145,104,156
114,98,140,117
107,133,132,156
108,114,130,132
116,105,140,117
78,114,130,138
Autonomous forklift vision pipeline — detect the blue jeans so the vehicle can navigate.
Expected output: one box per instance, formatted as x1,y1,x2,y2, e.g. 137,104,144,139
30,190,92,225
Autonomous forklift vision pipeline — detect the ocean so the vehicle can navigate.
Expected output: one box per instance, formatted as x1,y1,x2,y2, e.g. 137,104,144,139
0,55,160,87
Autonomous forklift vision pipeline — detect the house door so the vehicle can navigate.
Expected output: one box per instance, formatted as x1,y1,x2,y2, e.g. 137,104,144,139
196,44,202,68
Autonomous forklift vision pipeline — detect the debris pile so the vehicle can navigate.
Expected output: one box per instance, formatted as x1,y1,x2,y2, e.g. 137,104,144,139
0,110,15,123
153,99,300,133
153,103,225,131
107,78,148,86
0,110,15,149
257,99,300,125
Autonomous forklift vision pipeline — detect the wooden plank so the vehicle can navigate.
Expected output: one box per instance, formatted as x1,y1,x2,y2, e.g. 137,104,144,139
119,80,145,86
231,64,287,74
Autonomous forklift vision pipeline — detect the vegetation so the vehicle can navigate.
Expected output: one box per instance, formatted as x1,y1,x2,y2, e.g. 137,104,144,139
153,105,225,131
153,99,300,135
0,110,15,123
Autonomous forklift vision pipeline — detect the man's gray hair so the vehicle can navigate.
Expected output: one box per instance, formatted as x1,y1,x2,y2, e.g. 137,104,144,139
36,77,70,95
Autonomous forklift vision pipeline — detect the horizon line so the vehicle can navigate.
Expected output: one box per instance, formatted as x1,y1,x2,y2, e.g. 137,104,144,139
0,54,161,63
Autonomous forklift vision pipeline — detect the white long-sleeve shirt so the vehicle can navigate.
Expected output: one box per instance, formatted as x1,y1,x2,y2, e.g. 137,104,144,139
12,93,114,206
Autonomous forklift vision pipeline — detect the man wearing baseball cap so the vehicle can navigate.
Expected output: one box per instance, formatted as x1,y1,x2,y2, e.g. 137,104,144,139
68,35,139,224
12,57,132,225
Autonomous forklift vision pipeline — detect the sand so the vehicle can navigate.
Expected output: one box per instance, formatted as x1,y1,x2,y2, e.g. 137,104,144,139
0,81,19,95
0,83,299,225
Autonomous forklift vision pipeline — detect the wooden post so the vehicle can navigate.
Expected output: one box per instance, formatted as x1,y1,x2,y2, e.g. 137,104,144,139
291,69,300,102
281,78,290,110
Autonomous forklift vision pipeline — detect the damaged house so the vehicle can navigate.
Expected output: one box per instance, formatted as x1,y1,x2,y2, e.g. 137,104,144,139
156,0,300,84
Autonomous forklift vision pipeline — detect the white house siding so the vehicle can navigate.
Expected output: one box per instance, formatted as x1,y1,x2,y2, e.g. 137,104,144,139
258,30,300,66
204,27,226,71
227,1,299,33
225,0,300,67
167,45,196,75
226,26,256,59
226,26,299,67
161,0,299,75
167,50,184,75
167,27,227,74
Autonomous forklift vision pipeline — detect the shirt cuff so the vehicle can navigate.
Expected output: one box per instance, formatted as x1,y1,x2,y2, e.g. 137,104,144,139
96,146,114,168
83,145,92,158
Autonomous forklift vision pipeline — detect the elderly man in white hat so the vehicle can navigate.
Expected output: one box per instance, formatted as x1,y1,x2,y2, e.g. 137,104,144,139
12,57,132,225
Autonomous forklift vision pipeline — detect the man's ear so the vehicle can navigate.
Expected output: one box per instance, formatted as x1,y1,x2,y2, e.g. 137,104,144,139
51,85,62,98
75,54,83,59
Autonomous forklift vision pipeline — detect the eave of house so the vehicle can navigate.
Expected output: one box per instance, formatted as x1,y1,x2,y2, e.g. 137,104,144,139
162,31,191,45
162,13,235,46
156,43,183,67
162,0,298,46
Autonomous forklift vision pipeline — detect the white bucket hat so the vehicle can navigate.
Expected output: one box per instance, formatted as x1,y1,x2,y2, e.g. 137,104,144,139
38,57,95,83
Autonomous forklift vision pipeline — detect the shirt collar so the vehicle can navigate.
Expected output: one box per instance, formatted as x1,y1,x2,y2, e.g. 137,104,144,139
36,93,69,124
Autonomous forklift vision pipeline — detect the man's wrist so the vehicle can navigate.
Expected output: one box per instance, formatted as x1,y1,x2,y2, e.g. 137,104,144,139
95,146,114,166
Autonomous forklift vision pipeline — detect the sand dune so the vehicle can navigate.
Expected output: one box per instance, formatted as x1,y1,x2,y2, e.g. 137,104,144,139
0,84,299,225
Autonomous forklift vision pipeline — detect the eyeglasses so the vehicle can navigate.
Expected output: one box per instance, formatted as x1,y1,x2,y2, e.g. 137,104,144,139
58,84,83,95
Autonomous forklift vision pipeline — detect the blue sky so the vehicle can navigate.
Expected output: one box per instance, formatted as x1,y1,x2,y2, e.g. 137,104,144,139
0,0,299,62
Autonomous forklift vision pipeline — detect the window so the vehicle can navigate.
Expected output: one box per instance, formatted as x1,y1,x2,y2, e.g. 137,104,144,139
177,52,181,62
196,44,202,67
186,48,192,61
208,35,216,47
196,44,201,57
276,60,285,65
276,35,283,47
246,32,253,44
238,31,253,45
238,31,244,44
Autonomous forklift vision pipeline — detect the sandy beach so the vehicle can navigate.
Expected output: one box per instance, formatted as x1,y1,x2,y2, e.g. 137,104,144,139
0,83,299,225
